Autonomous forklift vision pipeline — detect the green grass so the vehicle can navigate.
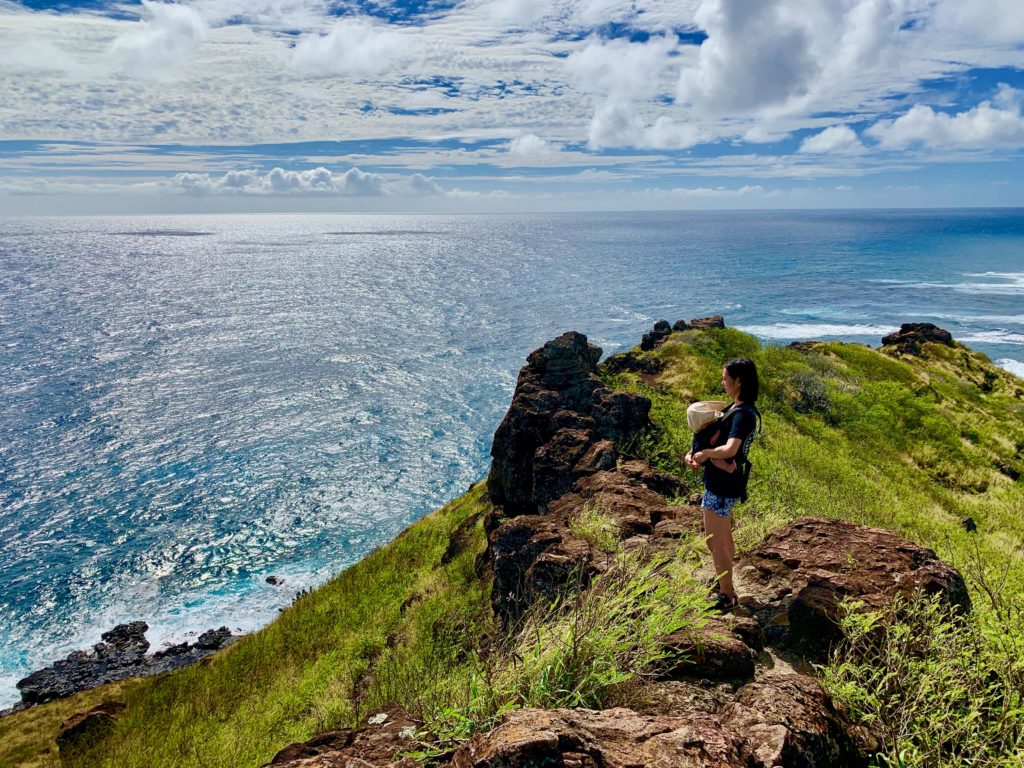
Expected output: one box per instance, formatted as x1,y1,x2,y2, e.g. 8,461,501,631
1,484,492,768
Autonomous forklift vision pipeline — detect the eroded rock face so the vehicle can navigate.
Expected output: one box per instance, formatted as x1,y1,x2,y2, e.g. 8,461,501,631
881,322,954,355
736,517,970,657
487,332,650,516
17,622,236,706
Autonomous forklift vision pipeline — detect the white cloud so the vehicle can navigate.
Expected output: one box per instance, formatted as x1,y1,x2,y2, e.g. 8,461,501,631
291,18,409,77
866,87,1024,149
486,0,550,27
664,184,765,198
110,1,207,80
566,35,701,149
170,166,450,196
931,0,1024,47
799,125,865,154
508,133,554,156
676,0,901,117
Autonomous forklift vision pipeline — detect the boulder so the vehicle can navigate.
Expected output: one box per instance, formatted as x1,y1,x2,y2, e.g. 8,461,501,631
600,351,664,376
689,315,726,329
672,319,689,332
736,517,970,657
881,323,954,355
660,618,757,682
722,673,875,767
56,702,125,756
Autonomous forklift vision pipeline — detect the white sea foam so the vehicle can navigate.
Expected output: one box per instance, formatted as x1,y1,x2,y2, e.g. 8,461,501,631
868,273,1024,295
996,359,1024,379
959,330,1024,346
739,323,895,340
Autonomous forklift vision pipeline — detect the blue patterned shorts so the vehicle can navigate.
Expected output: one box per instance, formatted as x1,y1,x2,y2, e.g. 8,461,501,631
702,489,739,518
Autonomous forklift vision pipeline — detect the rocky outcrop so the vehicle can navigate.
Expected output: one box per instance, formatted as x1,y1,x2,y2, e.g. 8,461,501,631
689,314,726,329
56,702,126,756
735,517,970,657
487,331,651,516
16,621,236,706
881,323,954,355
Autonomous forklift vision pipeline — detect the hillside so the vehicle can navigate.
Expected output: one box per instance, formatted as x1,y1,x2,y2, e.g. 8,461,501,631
2,321,1022,768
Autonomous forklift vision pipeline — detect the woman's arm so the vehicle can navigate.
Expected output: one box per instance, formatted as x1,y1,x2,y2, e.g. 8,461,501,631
694,437,743,464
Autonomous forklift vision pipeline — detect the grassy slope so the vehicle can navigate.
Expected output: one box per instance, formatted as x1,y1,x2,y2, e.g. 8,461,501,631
607,329,1024,600
4,328,1022,767
1,484,492,768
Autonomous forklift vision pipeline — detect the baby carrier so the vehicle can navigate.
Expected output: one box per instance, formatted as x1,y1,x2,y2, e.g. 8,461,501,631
687,400,761,502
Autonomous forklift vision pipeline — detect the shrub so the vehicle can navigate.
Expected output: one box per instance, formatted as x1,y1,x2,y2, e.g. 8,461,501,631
821,595,1024,768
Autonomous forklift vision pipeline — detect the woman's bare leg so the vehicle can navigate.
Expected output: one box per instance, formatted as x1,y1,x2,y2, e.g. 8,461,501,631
702,507,736,598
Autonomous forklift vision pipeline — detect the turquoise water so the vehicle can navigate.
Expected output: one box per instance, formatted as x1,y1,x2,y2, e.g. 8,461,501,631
1,210,1022,705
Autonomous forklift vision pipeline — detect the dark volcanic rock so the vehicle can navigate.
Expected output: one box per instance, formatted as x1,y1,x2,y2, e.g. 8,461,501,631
689,314,726,329
487,331,650,515
16,622,238,707
660,618,757,682
722,673,875,767
881,322,954,355
56,702,126,756
736,517,970,657
672,319,689,331
600,350,664,376
265,708,420,768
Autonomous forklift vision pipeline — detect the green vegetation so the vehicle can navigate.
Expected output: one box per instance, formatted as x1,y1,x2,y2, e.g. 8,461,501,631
412,544,711,759
4,327,1023,767
604,328,1024,766
823,595,1024,768
567,504,622,553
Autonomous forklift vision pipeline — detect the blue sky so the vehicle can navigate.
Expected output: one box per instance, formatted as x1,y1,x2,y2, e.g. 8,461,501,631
1,0,1023,213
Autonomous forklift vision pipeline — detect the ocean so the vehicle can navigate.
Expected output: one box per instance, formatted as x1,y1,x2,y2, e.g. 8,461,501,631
1,209,1022,706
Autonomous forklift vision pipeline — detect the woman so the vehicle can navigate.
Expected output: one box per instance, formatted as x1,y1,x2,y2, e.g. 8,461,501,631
684,358,760,611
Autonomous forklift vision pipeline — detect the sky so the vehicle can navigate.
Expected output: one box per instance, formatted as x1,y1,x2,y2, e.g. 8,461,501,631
1,0,1023,213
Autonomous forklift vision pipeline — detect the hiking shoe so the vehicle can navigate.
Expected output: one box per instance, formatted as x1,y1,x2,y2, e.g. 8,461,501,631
707,591,739,613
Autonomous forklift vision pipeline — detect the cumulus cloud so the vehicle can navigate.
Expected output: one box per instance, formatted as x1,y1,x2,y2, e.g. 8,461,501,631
866,86,1024,149
677,0,901,117
110,1,207,80
566,35,700,149
508,133,555,156
487,0,549,26
799,125,866,154
170,166,448,196
291,18,409,77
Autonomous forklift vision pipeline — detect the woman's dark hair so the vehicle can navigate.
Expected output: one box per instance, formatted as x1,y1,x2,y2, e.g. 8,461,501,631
725,358,759,404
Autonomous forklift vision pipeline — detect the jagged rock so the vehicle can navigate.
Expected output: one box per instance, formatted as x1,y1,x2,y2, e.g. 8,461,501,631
56,702,125,756
689,315,726,329
736,517,970,657
600,350,664,376
487,332,650,516
16,622,237,706
197,626,233,650
265,708,420,768
266,575,284,586
881,323,954,355
672,319,689,332
448,707,746,768
653,319,671,335
722,673,875,767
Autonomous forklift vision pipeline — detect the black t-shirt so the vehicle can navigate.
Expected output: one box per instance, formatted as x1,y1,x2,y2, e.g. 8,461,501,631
702,403,757,499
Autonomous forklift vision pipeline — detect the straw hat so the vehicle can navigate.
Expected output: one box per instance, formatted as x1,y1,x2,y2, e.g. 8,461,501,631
686,400,730,432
